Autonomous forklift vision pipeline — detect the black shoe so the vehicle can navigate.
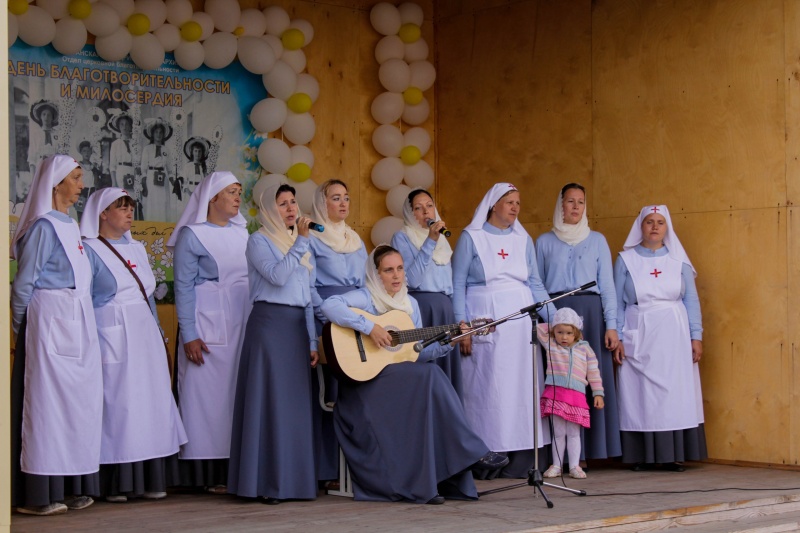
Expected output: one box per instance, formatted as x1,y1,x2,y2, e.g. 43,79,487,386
663,462,686,472
426,494,445,505
261,497,281,505
473,451,510,471
630,462,651,472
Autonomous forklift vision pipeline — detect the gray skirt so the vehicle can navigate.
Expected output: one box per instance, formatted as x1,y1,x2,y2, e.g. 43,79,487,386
99,455,180,497
621,425,708,464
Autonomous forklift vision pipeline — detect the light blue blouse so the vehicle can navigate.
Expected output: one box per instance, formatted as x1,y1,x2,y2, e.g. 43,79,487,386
11,211,77,334
535,230,618,330
247,232,317,351
391,231,453,296
451,222,556,322
320,288,451,363
173,223,223,343
308,236,367,320
613,244,703,340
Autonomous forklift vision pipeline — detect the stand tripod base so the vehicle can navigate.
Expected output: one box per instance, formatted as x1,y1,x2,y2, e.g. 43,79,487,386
477,468,586,508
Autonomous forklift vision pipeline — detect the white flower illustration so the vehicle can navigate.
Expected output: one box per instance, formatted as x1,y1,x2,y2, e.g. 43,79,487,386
150,237,164,255
154,283,169,300
154,267,166,282
161,250,173,268
148,253,156,268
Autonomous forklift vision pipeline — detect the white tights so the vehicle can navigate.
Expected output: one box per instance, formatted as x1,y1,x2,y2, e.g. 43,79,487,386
551,416,581,470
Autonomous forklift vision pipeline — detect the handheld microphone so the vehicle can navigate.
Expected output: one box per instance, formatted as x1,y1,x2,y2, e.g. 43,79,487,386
308,221,324,232
426,219,451,238
413,331,449,353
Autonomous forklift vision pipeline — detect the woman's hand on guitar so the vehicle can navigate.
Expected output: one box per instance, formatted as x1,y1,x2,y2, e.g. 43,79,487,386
310,350,319,368
369,324,393,349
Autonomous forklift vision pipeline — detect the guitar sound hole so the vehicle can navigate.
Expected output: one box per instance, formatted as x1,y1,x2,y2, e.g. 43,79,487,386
385,328,401,351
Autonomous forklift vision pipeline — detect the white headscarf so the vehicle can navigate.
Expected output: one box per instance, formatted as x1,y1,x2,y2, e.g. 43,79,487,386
365,245,413,316
465,182,528,237
166,171,246,248
310,180,363,254
79,187,134,241
401,188,452,265
256,182,313,271
11,154,79,260
552,186,590,246
623,204,696,276
551,307,584,330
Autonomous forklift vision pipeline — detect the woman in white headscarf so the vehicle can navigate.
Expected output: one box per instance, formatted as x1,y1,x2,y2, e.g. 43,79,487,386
390,188,462,396
227,182,319,504
81,187,187,502
167,171,250,494
535,183,621,463
613,205,706,472
321,245,507,504
10,154,102,516
452,183,556,478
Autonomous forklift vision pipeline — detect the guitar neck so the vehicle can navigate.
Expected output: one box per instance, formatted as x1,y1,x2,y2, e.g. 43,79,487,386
393,323,460,346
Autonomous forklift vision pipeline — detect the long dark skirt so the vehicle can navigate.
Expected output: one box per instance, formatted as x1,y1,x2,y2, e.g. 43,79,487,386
335,362,487,503
178,459,229,489
228,302,317,500
409,291,463,399
11,315,100,507
552,293,622,460
99,455,180,497
312,285,357,482
622,425,708,464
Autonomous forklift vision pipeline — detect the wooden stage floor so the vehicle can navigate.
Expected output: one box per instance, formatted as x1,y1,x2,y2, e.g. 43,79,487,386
11,462,800,532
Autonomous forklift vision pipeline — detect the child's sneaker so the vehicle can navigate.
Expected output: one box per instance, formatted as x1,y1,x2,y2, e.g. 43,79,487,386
569,466,587,479
543,465,562,478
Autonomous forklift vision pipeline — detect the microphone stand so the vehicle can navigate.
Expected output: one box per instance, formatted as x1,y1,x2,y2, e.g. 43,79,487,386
447,282,596,508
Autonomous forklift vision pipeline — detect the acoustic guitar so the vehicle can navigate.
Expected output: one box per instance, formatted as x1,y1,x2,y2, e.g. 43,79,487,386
320,308,492,382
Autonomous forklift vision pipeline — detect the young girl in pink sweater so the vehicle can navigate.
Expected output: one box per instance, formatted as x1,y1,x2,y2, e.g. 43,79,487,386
538,307,604,479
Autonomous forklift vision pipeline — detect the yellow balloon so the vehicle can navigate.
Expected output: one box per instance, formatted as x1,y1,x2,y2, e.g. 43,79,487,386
127,13,150,36
287,163,312,183
281,28,305,51
8,0,29,16
403,87,423,105
287,93,312,114
400,145,421,166
233,26,245,37
398,23,421,44
69,0,92,19
180,21,202,42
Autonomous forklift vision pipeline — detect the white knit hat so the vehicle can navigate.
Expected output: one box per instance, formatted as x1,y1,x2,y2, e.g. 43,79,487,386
551,307,583,330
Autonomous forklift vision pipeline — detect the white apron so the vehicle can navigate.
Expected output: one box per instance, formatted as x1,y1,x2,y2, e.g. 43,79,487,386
85,238,187,463
21,214,102,475
617,250,704,431
461,229,548,452
177,223,250,459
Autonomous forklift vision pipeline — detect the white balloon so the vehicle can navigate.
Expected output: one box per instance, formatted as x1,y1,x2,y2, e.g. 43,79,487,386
401,97,430,125
17,6,57,48
154,23,180,51
104,0,135,20
295,74,320,103
202,32,237,69
52,17,87,55
282,49,306,74
238,36,276,74
371,216,404,247
404,38,429,62
263,5,290,36
386,184,411,218
371,92,404,125
283,112,316,145
262,34,283,58
165,0,192,25
262,60,297,100
239,9,266,36
398,2,424,26
379,58,411,93
38,0,70,21
130,33,164,70
370,157,404,190
252,173,287,207
258,138,292,175
293,178,318,215
9,15,19,48
409,60,436,91
84,2,120,38
290,144,314,167
95,26,132,62
249,98,287,133
404,159,434,189
370,2,401,36
372,124,404,158
403,127,431,156
288,19,314,46
375,35,404,64
191,12,214,40
174,40,204,70
134,0,167,30
205,0,240,32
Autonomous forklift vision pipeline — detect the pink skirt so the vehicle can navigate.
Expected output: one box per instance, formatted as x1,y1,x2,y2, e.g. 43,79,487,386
540,385,591,428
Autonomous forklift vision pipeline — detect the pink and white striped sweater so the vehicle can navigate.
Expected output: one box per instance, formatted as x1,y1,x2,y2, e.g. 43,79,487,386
536,324,604,397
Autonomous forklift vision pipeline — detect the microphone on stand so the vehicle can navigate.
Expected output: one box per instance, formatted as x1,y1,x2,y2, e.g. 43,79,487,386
413,330,450,353
426,219,451,238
